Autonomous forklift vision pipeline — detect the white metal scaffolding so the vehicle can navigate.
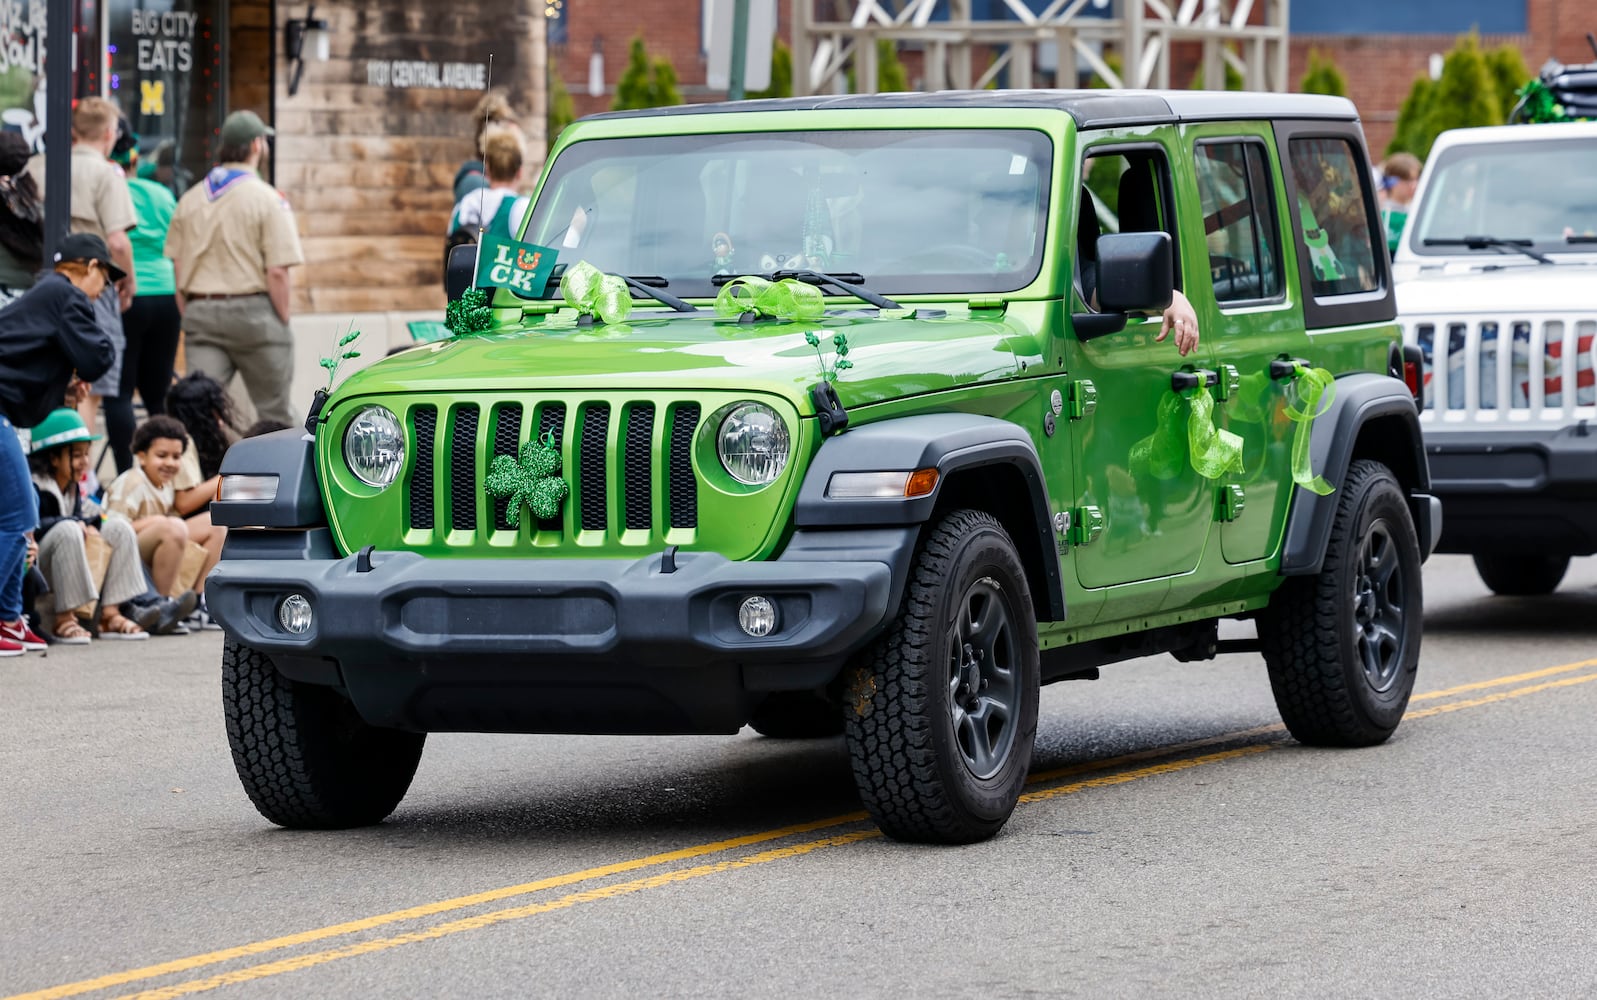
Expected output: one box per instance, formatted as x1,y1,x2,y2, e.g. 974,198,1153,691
792,0,1291,96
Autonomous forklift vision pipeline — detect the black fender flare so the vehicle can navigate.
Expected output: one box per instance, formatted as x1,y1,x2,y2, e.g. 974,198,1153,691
793,413,1065,621
211,428,327,529
1280,372,1435,576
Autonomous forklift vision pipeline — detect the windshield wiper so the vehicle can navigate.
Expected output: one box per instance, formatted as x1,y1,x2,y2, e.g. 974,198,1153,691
1567,235,1597,244
1424,236,1552,265
617,274,696,312
710,270,902,312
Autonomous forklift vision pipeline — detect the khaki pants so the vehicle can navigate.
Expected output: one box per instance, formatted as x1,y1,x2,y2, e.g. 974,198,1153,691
36,517,147,613
183,294,296,427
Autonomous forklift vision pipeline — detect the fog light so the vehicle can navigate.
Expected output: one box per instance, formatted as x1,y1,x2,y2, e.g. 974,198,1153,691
278,594,314,635
738,596,778,638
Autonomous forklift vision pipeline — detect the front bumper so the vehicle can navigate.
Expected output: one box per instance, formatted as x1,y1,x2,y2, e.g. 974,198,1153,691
207,532,905,735
1425,426,1597,554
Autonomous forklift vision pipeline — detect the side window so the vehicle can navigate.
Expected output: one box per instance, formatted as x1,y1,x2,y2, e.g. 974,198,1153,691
1288,137,1379,296
1195,141,1283,305
1077,147,1180,307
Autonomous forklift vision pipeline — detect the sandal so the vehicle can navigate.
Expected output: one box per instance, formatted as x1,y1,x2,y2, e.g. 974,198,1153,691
51,614,93,645
98,612,150,641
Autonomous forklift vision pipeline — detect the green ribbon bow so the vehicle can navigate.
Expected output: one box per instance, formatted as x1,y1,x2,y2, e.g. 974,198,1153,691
485,433,570,525
1284,364,1336,496
1129,391,1189,482
1185,375,1245,481
560,260,633,325
714,276,825,322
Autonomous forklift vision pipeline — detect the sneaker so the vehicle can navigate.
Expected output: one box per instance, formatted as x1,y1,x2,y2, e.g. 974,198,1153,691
1,618,47,651
186,594,223,631
0,636,21,658
125,602,164,632
152,594,197,636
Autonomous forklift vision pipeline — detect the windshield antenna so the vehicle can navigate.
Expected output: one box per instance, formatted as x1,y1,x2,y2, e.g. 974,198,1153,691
471,53,496,288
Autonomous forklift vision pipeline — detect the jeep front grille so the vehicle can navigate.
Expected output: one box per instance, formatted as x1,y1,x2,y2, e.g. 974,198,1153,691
1404,314,1597,423
403,398,702,544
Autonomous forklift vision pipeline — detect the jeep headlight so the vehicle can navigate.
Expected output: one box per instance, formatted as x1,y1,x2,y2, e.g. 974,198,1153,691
717,402,790,487
343,405,405,489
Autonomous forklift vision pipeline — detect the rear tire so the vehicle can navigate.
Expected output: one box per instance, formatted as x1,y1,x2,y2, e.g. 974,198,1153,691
749,692,844,739
1259,460,1422,747
222,639,424,829
843,509,1039,844
1472,553,1570,596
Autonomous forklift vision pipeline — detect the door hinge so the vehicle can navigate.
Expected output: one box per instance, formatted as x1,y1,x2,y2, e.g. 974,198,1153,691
1068,379,1098,420
1214,364,1241,401
1217,484,1246,523
1069,505,1105,546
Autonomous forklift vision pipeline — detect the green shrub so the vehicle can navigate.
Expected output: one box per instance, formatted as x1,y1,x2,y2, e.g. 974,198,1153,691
612,37,682,111
1299,48,1348,97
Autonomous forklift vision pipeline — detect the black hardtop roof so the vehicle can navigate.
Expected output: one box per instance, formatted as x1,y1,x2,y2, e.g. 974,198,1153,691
581,89,1359,129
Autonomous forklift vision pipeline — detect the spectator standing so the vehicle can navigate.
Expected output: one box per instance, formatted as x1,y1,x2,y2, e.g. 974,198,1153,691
447,126,530,242
105,137,182,473
165,111,305,428
0,132,44,306
453,89,522,203
0,234,119,656
1380,152,1422,254
27,97,139,431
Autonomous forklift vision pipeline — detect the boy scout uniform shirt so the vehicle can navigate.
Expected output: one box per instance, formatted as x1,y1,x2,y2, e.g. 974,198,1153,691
164,164,305,295
26,146,138,238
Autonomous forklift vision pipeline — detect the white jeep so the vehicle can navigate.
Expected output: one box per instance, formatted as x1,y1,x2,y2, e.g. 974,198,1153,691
1395,121,1597,594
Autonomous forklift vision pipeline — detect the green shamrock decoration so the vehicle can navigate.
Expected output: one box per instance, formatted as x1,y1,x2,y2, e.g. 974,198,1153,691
446,287,494,337
804,330,854,383
318,326,362,390
485,432,570,525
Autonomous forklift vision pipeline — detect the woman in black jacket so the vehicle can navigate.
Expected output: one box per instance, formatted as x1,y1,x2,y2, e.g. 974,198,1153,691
0,233,118,654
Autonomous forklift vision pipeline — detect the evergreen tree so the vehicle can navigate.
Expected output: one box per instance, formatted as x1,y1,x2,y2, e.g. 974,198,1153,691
1386,75,1434,157
612,37,682,111
749,38,794,99
1484,43,1531,121
1421,31,1501,157
547,57,576,146
1299,48,1348,97
846,38,910,93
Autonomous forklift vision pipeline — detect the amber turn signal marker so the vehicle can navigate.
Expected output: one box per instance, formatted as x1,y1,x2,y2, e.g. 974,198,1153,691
905,468,939,498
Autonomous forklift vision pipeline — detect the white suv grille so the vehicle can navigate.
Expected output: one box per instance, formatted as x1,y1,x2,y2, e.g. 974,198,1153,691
1403,314,1597,425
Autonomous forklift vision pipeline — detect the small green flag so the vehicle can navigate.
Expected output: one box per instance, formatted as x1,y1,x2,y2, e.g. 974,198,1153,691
476,236,558,297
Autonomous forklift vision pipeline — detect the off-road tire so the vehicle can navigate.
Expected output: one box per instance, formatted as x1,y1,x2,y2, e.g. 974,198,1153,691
749,692,844,739
222,639,425,829
1472,553,1570,597
1260,460,1422,747
843,509,1040,844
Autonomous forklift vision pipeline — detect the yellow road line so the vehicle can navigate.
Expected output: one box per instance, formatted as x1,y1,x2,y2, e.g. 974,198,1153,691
1406,671,1597,719
14,655,1597,1000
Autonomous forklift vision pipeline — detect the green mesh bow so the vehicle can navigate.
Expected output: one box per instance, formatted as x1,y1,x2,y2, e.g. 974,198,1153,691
714,276,825,322
1284,364,1336,495
1130,391,1189,482
1512,80,1578,124
485,433,570,525
446,287,494,337
560,260,633,325
1185,376,1245,481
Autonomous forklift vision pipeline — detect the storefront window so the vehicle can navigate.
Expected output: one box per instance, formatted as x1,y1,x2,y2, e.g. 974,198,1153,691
106,0,224,195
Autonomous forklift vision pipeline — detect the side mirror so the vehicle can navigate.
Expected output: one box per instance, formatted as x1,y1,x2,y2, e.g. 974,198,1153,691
1096,232,1174,314
444,242,478,302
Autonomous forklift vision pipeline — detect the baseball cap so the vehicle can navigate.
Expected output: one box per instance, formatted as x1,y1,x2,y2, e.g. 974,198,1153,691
54,232,128,282
220,110,274,148
29,408,102,453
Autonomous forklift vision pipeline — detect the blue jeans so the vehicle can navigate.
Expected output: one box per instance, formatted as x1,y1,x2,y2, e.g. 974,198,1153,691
0,416,38,619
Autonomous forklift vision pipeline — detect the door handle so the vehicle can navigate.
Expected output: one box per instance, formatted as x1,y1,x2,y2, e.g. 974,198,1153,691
1270,357,1310,381
1171,368,1218,393
1170,365,1239,399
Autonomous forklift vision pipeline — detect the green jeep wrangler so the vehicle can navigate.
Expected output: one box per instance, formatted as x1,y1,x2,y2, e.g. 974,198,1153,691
209,90,1439,844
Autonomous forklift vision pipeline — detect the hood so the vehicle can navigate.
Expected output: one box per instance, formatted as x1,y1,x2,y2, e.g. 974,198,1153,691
1396,263,1597,316
333,306,1038,412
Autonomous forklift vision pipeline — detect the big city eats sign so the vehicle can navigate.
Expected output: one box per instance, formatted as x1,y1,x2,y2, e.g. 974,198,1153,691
131,10,198,72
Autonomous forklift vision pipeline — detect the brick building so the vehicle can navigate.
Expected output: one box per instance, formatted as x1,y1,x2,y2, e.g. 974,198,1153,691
551,1,1593,157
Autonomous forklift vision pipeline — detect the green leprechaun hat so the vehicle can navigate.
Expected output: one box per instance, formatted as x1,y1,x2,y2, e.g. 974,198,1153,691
29,408,102,454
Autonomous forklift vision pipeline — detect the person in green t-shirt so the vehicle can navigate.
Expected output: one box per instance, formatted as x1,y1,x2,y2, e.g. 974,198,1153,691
104,134,183,473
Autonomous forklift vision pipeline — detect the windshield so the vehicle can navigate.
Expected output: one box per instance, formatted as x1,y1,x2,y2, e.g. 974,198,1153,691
523,128,1052,299
1411,136,1597,255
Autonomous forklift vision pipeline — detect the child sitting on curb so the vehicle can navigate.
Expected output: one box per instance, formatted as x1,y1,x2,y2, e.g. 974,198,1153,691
28,408,164,642
102,415,225,628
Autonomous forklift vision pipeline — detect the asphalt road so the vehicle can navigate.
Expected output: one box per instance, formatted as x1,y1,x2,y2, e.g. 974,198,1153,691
4,553,1597,999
